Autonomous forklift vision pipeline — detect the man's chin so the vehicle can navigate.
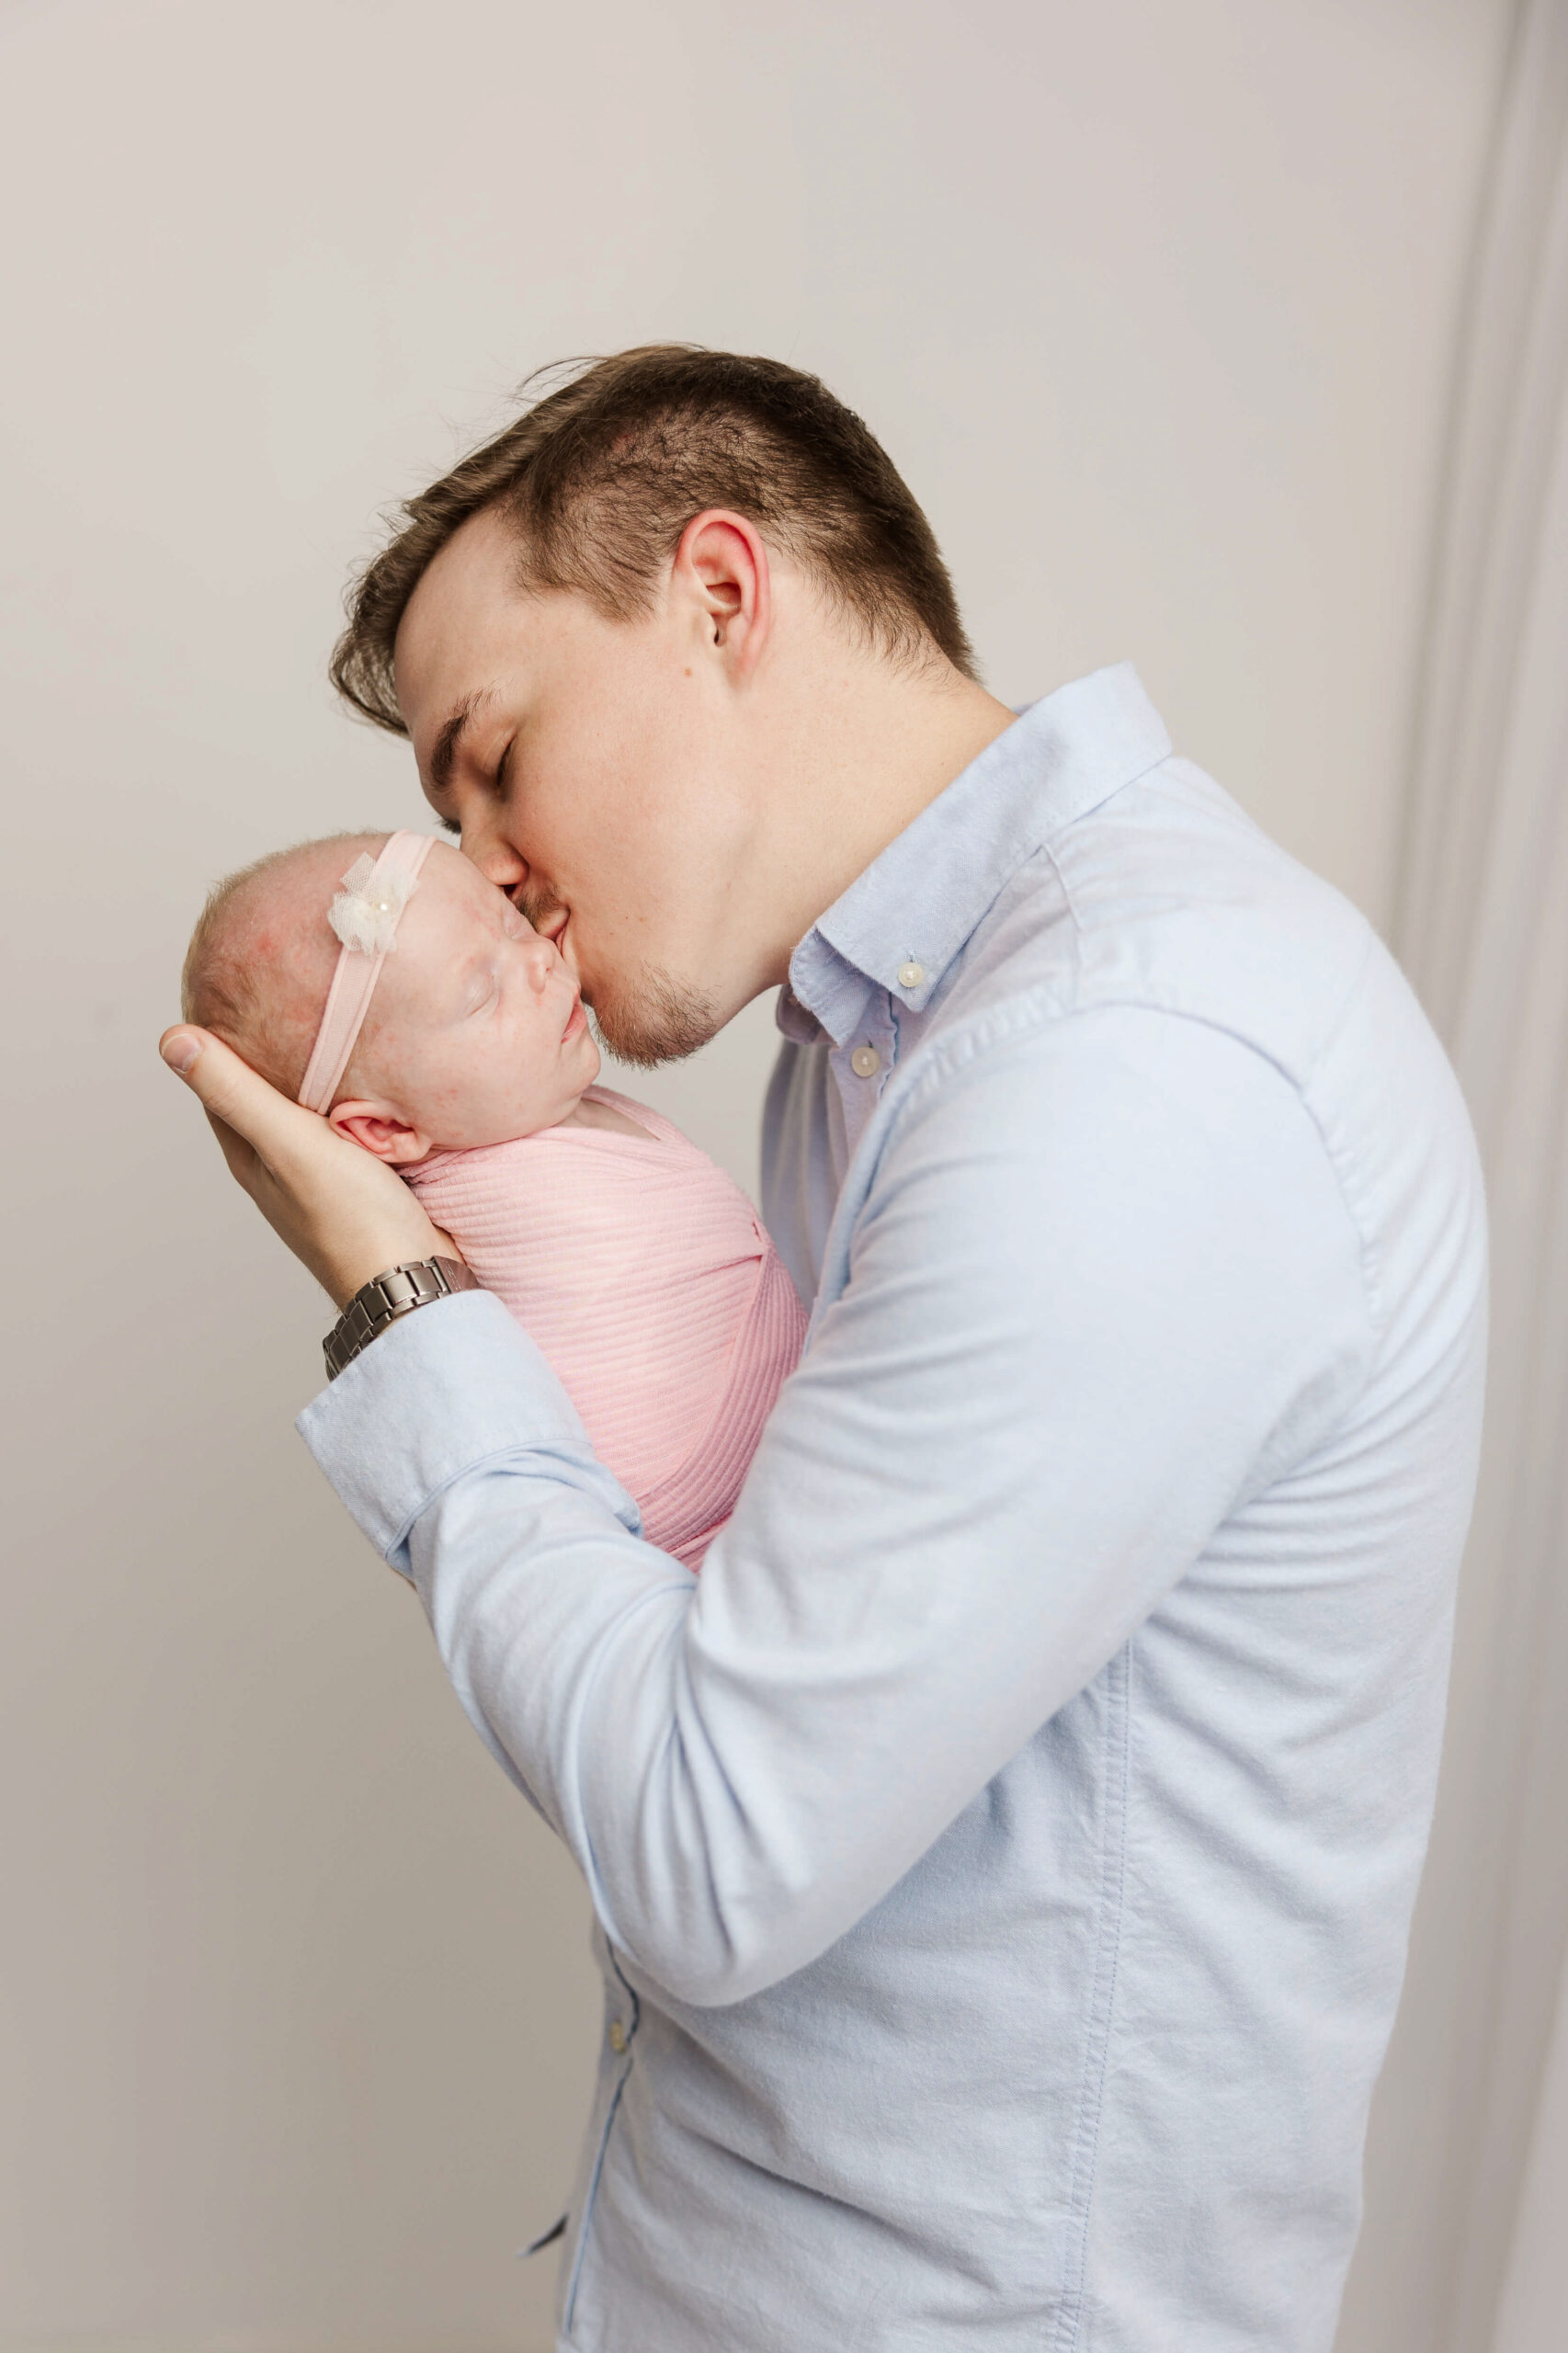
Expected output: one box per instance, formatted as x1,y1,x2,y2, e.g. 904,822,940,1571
588,963,722,1069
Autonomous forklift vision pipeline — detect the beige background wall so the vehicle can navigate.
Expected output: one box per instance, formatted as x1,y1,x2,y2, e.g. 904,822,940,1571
0,1,1513,2347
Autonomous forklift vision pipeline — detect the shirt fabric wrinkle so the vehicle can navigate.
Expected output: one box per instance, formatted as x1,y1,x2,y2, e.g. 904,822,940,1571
298,659,1486,2353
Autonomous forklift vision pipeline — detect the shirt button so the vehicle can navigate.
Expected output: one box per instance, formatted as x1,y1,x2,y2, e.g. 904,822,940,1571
850,1045,881,1078
608,2020,628,2054
897,961,925,990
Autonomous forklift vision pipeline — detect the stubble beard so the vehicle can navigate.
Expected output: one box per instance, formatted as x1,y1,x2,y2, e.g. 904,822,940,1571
517,881,718,1068
589,960,721,1068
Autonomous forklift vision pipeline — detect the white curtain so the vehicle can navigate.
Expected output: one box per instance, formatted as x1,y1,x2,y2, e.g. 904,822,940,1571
1492,1962,1568,2353
1336,6,1568,2349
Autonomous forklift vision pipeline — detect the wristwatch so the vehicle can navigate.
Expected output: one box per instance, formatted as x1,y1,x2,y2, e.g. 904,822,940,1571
322,1256,480,1381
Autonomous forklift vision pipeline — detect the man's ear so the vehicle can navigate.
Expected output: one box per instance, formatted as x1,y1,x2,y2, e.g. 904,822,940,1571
674,508,772,677
327,1099,433,1164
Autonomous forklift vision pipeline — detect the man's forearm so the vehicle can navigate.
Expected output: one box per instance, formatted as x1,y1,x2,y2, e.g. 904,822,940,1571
301,1008,1372,2011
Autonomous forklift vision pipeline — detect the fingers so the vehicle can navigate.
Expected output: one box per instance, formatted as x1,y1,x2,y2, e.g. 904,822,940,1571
162,1028,349,1205
160,1027,308,1157
202,1108,264,1190
163,1023,334,1225
164,1030,277,1202
159,1022,450,1306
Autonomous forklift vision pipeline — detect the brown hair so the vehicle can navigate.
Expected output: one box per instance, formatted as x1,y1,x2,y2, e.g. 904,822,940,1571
330,346,976,732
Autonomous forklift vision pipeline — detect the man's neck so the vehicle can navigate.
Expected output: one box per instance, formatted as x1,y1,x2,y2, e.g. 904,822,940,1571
745,651,1018,990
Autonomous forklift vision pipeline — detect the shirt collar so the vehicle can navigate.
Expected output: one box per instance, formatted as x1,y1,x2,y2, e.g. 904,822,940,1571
783,661,1172,1047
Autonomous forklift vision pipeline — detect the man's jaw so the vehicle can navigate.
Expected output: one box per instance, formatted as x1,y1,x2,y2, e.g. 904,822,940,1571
586,959,721,1069
512,877,718,1065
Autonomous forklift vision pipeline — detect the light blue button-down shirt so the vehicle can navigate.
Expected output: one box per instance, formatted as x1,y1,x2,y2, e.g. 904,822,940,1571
301,665,1486,2353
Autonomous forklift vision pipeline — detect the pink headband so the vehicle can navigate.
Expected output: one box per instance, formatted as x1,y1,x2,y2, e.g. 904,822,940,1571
297,831,437,1114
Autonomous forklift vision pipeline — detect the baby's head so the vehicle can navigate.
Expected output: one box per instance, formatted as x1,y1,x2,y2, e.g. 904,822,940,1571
182,832,598,1158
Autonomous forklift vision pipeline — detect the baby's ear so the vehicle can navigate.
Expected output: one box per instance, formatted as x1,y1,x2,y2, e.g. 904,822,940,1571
328,1099,432,1165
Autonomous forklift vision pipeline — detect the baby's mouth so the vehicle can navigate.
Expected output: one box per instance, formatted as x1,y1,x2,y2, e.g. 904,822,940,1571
562,993,587,1042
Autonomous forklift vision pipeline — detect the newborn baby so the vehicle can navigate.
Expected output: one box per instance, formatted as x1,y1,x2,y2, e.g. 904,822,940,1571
183,829,806,1569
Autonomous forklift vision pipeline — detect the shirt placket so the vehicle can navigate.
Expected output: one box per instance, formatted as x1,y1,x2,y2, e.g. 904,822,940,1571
830,988,898,1162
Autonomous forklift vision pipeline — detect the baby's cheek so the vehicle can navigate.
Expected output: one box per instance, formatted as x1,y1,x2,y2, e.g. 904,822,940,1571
425,1037,523,1145
375,1024,464,1132
426,1051,484,1123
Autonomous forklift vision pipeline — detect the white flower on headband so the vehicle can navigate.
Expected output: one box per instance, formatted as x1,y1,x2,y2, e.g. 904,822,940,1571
329,853,421,956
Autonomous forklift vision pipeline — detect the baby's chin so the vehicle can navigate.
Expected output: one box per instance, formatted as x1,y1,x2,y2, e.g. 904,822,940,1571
408,1082,597,1155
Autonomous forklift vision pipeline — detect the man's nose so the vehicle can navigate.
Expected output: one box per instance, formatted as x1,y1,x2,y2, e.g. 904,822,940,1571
458,804,528,893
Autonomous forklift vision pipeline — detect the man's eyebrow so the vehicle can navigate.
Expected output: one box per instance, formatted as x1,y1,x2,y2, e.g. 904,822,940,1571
428,690,491,794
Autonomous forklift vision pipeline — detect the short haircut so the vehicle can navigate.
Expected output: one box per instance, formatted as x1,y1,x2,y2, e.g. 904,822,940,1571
330,346,976,733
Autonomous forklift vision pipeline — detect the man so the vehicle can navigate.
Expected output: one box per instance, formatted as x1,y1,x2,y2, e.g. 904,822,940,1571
161,347,1486,2351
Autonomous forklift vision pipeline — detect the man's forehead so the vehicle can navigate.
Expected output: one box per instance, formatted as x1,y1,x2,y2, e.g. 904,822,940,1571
394,509,521,738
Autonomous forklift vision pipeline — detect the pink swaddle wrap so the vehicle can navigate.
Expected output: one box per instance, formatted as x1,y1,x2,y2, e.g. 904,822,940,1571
404,1087,806,1570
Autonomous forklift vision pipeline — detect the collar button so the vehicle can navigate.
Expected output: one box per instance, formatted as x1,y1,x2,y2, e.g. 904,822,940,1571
897,960,925,990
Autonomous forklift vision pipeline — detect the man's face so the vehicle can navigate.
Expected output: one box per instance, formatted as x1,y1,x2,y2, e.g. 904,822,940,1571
393,506,746,1065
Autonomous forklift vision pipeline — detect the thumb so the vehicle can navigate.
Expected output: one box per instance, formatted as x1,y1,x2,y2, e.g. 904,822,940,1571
158,1025,314,1161
159,1025,206,1076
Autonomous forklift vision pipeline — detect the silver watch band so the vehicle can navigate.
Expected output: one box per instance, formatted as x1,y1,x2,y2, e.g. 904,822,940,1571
323,1256,479,1381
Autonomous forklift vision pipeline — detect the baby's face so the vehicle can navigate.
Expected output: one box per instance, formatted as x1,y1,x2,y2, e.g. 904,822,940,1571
353,842,599,1149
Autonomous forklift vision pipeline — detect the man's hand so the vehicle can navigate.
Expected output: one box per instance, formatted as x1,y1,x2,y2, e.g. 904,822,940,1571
159,1027,455,1309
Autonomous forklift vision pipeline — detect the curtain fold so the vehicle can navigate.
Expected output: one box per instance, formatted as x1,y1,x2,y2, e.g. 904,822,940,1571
1337,6,1568,2349
1491,1959,1568,2353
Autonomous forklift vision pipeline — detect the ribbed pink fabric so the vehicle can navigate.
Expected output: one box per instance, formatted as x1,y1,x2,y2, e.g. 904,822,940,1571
404,1088,807,1570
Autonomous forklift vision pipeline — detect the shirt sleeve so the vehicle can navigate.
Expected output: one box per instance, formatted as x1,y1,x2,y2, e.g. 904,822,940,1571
298,1003,1373,2006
